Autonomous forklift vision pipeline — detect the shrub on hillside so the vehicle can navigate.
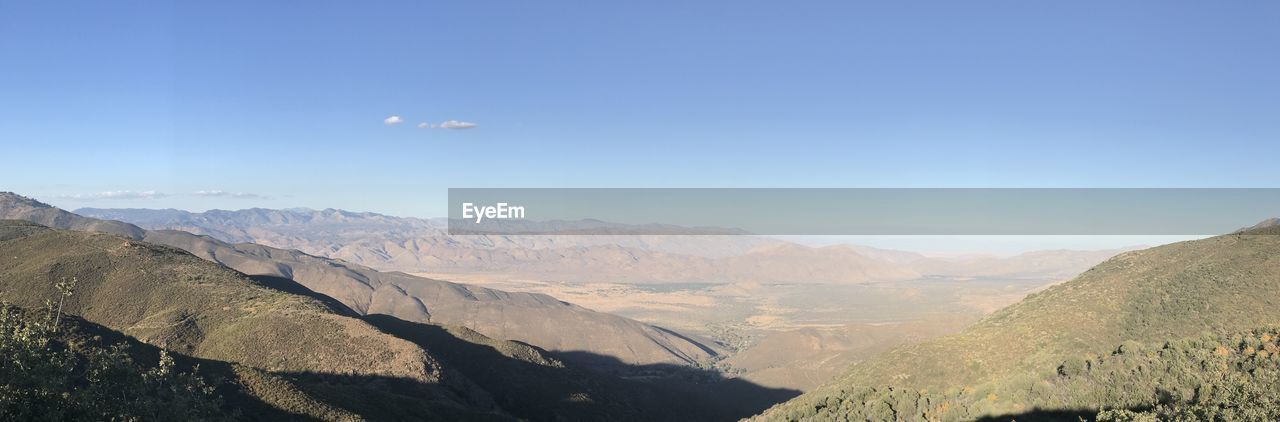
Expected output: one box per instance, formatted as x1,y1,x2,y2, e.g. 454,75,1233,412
0,306,227,421
761,327,1280,421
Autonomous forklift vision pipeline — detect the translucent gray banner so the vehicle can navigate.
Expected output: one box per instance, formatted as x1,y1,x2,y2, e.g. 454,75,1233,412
447,188,1280,235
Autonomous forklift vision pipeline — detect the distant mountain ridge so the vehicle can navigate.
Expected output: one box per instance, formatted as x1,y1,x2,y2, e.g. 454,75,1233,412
74,207,758,251
76,206,920,283
2,193,719,368
76,206,1129,284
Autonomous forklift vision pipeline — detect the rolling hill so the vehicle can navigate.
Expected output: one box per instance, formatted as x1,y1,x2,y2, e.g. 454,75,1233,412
753,224,1280,420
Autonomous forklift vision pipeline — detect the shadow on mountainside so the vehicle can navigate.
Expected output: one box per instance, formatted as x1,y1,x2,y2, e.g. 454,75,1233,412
364,314,801,422
20,301,799,421
251,271,802,420
33,311,310,421
30,308,519,421
974,407,1161,421
241,275,801,420
554,351,802,418
248,274,360,316
974,409,1094,422
250,274,802,420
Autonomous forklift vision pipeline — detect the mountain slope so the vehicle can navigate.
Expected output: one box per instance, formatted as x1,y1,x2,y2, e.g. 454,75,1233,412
1240,217,1280,232
762,325,1280,421
3,193,717,367
725,317,979,392
754,224,1280,420
905,248,1137,280
4,199,145,239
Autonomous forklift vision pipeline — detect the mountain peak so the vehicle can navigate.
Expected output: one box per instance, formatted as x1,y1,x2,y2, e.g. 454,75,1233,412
1250,217,1279,229
0,191,53,208
1235,217,1280,234
0,193,146,240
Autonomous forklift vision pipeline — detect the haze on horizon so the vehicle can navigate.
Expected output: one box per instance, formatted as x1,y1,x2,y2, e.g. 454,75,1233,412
62,200,1208,255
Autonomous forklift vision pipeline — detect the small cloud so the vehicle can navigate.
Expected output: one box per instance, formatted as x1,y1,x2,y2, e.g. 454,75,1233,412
193,190,271,200
402,118,477,129
439,119,477,130
59,190,169,201
384,115,404,125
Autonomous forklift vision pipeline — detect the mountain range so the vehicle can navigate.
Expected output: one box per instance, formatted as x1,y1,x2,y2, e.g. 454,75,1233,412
76,207,1130,284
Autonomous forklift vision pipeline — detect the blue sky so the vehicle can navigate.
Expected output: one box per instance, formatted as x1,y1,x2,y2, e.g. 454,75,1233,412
2,1,1278,218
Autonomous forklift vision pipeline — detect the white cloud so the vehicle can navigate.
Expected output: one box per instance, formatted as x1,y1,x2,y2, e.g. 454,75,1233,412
438,119,477,129
193,190,270,200
59,191,169,201
396,117,477,129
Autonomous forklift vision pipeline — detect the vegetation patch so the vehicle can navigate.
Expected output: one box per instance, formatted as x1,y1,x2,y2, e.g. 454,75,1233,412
0,305,226,421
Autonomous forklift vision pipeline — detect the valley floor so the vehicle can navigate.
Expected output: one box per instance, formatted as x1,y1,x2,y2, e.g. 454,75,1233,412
413,273,1065,391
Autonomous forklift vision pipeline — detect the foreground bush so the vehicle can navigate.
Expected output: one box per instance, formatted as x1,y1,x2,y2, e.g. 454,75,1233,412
770,327,1280,421
0,306,226,421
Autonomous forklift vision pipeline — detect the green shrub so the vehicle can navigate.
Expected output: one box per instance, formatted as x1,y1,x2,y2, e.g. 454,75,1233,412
762,327,1280,421
0,307,227,421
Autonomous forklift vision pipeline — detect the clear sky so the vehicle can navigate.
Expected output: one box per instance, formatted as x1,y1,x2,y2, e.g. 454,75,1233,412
2,1,1278,219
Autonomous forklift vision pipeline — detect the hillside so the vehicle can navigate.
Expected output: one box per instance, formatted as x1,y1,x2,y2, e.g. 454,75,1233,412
754,225,1280,420
725,317,978,391
762,325,1280,421
905,248,1138,280
2,193,718,368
